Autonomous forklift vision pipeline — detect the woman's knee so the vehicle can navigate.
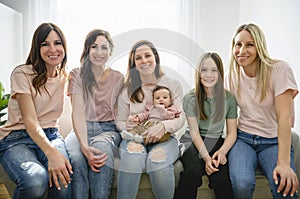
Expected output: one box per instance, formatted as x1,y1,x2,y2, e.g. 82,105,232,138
69,151,87,168
65,132,80,154
230,173,255,192
152,138,179,162
119,141,146,173
120,141,146,155
92,140,114,155
19,166,48,196
146,149,175,173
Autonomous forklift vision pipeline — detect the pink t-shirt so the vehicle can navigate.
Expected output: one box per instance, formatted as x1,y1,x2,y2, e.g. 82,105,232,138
0,64,67,140
68,67,124,121
225,61,298,138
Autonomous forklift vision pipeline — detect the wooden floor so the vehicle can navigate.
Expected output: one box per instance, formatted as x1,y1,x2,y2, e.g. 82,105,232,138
0,183,11,199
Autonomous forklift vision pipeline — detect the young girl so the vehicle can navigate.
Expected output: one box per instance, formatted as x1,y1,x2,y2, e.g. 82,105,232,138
175,52,237,199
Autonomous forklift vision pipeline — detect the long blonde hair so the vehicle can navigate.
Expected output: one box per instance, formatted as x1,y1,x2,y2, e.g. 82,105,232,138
228,23,275,101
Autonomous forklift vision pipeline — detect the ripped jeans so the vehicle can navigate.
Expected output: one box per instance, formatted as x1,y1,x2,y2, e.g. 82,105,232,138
0,128,70,199
117,137,179,199
65,121,120,199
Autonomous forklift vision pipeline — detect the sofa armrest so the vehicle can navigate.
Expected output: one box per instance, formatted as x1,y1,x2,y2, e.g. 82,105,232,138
291,131,300,192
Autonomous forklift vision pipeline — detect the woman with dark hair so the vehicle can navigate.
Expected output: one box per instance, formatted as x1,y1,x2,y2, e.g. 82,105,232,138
175,52,237,199
116,40,185,199
0,22,72,198
65,29,124,199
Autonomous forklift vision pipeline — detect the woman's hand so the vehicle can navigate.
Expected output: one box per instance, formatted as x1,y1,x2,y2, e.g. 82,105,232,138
142,122,165,144
273,163,299,197
81,145,108,172
47,148,73,190
126,115,139,130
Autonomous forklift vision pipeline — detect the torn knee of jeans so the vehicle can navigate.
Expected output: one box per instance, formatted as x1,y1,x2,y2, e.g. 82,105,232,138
149,147,167,163
127,141,144,153
20,161,33,170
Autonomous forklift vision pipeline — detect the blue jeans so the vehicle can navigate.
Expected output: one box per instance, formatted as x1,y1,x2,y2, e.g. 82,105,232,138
65,121,120,199
228,130,298,199
117,137,179,199
0,128,71,199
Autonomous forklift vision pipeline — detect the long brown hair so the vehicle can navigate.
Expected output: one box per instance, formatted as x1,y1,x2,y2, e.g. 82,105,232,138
125,40,164,103
26,22,67,95
80,29,114,96
195,52,224,122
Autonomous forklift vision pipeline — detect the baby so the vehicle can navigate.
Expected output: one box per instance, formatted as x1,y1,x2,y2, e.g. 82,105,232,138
121,85,181,143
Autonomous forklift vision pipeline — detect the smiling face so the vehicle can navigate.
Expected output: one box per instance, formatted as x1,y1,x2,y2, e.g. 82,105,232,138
134,45,156,76
40,30,65,69
89,35,111,67
233,30,258,70
200,57,219,89
153,88,172,107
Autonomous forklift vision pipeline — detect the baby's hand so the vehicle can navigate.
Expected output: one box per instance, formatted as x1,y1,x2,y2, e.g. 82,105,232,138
127,115,139,122
132,115,140,123
175,110,181,118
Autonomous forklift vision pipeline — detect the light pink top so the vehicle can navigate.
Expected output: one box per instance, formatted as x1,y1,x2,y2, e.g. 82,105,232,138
68,67,124,121
116,76,185,134
136,104,180,122
0,64,67,140
225,61,298,138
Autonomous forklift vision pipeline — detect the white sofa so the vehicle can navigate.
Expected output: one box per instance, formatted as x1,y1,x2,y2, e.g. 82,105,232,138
1,98,300,199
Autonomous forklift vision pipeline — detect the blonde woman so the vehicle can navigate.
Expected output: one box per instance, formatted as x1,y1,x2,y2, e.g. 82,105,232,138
226,23,298,198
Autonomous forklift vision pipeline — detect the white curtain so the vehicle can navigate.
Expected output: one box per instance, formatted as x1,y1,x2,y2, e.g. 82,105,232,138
176,0,204,90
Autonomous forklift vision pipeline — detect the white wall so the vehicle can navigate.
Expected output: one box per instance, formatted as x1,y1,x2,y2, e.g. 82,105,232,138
0,3,23,92
0,0,59,61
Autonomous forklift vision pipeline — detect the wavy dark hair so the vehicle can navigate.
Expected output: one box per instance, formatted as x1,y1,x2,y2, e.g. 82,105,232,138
80,29,114,96
26,22,67,95
195,52,224,123
125,40,164,103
